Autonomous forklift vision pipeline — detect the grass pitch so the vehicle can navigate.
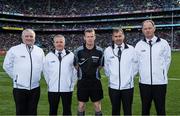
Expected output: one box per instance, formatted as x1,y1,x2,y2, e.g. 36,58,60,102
0,52,180,115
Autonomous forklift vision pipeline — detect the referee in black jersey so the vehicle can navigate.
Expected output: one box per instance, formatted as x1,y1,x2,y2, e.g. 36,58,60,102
74,28,103,116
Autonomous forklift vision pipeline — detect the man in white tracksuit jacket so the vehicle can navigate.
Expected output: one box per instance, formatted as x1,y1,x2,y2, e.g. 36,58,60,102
135,20,171,115
104,28,138,115
43,34,77,115
3,29,44,115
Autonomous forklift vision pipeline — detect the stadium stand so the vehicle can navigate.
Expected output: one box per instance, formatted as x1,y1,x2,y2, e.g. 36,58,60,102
0,0,179,15
0,0,179,53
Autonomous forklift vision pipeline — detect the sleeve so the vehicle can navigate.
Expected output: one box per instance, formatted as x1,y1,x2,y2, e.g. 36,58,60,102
40,49,45,72
43,56,50,85
164,41,171,71
73,55,78,67
103,49,110,77
73,49,79,68
100,51,104,67
70,67,78,90
132,49,139,78
134,44,141,78
3,48,15,79
97,47,104,67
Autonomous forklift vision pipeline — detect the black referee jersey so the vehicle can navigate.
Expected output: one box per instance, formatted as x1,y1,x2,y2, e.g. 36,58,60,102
74,44,103,80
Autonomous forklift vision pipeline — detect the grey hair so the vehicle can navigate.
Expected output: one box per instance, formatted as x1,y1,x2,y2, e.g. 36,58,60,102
22,29,36,39
53,34,65,43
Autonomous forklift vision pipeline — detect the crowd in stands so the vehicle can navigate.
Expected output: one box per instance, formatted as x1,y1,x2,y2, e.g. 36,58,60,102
2,18,179,31
0,0,179,53
0,30,179,53
1,22,132,30
0,0,179,16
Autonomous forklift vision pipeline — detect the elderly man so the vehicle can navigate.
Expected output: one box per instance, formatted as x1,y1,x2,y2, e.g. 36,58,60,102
43,34,77,115
135,20,171,115
3,29,44,115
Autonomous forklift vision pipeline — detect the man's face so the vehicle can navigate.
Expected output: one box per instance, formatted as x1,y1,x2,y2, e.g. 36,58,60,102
142,21,155,39
54,37,65,51
84,32,95,45
112,31,124,45
22,31,35,46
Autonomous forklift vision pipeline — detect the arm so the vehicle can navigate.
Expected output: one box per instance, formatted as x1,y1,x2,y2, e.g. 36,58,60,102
41,50,45,71
3,48,15,79
132,49,139,78
70,66,78,90
103,49,110,77
69,54,78,90
164,41,171,71
73,49,79,70
43,56,50,84
98,53,104,69
73,56,79,70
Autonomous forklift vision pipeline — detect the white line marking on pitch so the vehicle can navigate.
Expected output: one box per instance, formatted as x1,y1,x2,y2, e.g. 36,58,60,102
168,78,180,80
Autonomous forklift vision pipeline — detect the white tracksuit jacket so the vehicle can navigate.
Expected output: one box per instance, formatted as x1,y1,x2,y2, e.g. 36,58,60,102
3,44,44,90
135,36,171,85
43,50,77,92
104,43,138,90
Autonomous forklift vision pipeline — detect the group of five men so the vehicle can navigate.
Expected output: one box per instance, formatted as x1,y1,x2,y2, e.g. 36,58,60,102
3,20,171,115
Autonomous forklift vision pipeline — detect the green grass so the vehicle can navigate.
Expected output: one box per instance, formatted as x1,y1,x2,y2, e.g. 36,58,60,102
0,52,180,115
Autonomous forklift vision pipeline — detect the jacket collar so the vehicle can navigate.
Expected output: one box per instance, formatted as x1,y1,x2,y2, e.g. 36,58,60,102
52,49,70,56
143,36,161,44
111,41,129,49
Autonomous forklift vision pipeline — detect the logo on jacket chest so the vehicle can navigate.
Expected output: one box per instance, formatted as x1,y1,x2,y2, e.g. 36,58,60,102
50,60,56,63
141,50,146,52
110,56,115,59
20,55,26,58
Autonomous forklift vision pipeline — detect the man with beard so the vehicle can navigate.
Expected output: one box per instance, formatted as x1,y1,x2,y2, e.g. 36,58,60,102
104,28,138,115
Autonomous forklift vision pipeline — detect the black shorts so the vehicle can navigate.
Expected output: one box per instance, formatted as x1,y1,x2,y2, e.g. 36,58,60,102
77,78,103,102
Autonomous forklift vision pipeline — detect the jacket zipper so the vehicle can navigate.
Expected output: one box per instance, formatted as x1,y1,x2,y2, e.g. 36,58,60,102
118,54,121,89
28,52,33,89
58,58,62,92
149,44,153,85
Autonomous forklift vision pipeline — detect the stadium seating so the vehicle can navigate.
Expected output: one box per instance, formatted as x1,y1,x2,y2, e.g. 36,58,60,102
0,0,179,52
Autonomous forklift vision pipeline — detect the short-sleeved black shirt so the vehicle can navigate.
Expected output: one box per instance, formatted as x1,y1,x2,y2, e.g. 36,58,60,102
74,44,103,79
